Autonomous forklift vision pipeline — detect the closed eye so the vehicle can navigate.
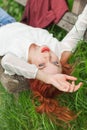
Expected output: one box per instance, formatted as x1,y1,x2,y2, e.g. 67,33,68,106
52,61,60,67
38,63,45,69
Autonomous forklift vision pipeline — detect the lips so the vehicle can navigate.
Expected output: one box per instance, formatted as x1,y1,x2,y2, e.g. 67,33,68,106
41,47,50,53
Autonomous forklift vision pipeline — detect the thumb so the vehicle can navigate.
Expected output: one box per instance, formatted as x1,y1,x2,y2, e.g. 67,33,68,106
65,75,77,81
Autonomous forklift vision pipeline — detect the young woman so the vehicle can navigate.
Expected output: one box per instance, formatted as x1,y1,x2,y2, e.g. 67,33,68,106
0,5,87,123
1,5,87,93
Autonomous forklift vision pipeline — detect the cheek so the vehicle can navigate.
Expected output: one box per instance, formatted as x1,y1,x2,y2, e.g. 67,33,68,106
30,55,38,65
31,55,43,66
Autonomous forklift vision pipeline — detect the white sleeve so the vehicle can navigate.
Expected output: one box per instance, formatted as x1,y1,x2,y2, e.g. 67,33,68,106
1,53,38,79
60,4,87,56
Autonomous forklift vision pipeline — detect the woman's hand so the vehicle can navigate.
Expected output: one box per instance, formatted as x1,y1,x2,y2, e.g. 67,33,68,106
36,70,82,92
60,51,72,65
47,74,82,92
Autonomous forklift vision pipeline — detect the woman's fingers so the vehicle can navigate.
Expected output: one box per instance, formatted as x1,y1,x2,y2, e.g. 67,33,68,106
74,82,83,92
50,74,82,92
65,75,82,92
67,81,82,93
59,81,82,93
68,81,75,92
65,75,77,81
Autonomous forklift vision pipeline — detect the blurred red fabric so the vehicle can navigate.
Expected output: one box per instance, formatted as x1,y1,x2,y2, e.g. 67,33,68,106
21,0,68,28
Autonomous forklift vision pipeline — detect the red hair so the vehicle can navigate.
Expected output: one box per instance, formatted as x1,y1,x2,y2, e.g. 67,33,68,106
28,63,76,123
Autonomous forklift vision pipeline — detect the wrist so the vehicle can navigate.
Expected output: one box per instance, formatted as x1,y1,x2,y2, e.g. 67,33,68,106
36,69,47,83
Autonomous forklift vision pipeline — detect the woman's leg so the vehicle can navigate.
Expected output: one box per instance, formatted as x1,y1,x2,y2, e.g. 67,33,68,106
0,8,16,26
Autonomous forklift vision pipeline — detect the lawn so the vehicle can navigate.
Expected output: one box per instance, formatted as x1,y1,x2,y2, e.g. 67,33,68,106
0,0,87,130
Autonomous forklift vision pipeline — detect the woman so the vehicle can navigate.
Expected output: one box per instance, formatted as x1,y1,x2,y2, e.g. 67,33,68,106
0,5,87,123
1,5,87,92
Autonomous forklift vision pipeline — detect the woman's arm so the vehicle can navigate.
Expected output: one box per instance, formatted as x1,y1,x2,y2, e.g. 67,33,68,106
60,4,87,64
1,53,38,79
1,53,82,92
36,70,82,92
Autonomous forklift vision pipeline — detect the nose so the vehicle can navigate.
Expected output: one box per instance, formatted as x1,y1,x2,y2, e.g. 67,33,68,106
43,51,51,61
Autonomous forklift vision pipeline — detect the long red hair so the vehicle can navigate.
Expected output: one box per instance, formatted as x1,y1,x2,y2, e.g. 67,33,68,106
28,63,76,123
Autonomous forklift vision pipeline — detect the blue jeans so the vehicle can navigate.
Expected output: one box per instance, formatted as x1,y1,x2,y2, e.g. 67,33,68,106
0,8,16,26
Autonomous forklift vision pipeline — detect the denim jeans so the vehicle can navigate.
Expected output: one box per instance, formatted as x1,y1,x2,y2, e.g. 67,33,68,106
0,8,16,26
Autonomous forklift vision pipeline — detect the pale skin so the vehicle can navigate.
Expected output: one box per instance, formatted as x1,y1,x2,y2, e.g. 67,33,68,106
28,43,82,92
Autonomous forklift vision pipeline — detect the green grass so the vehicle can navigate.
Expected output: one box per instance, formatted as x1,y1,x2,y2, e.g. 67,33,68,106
0,0,87,130
0,0,24,21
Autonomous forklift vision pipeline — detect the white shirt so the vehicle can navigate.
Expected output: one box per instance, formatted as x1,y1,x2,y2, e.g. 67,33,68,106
0,22,63,60
0,7,87,79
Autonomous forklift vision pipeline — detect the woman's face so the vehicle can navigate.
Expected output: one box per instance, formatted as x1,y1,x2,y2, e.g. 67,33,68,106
29,44,62,74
